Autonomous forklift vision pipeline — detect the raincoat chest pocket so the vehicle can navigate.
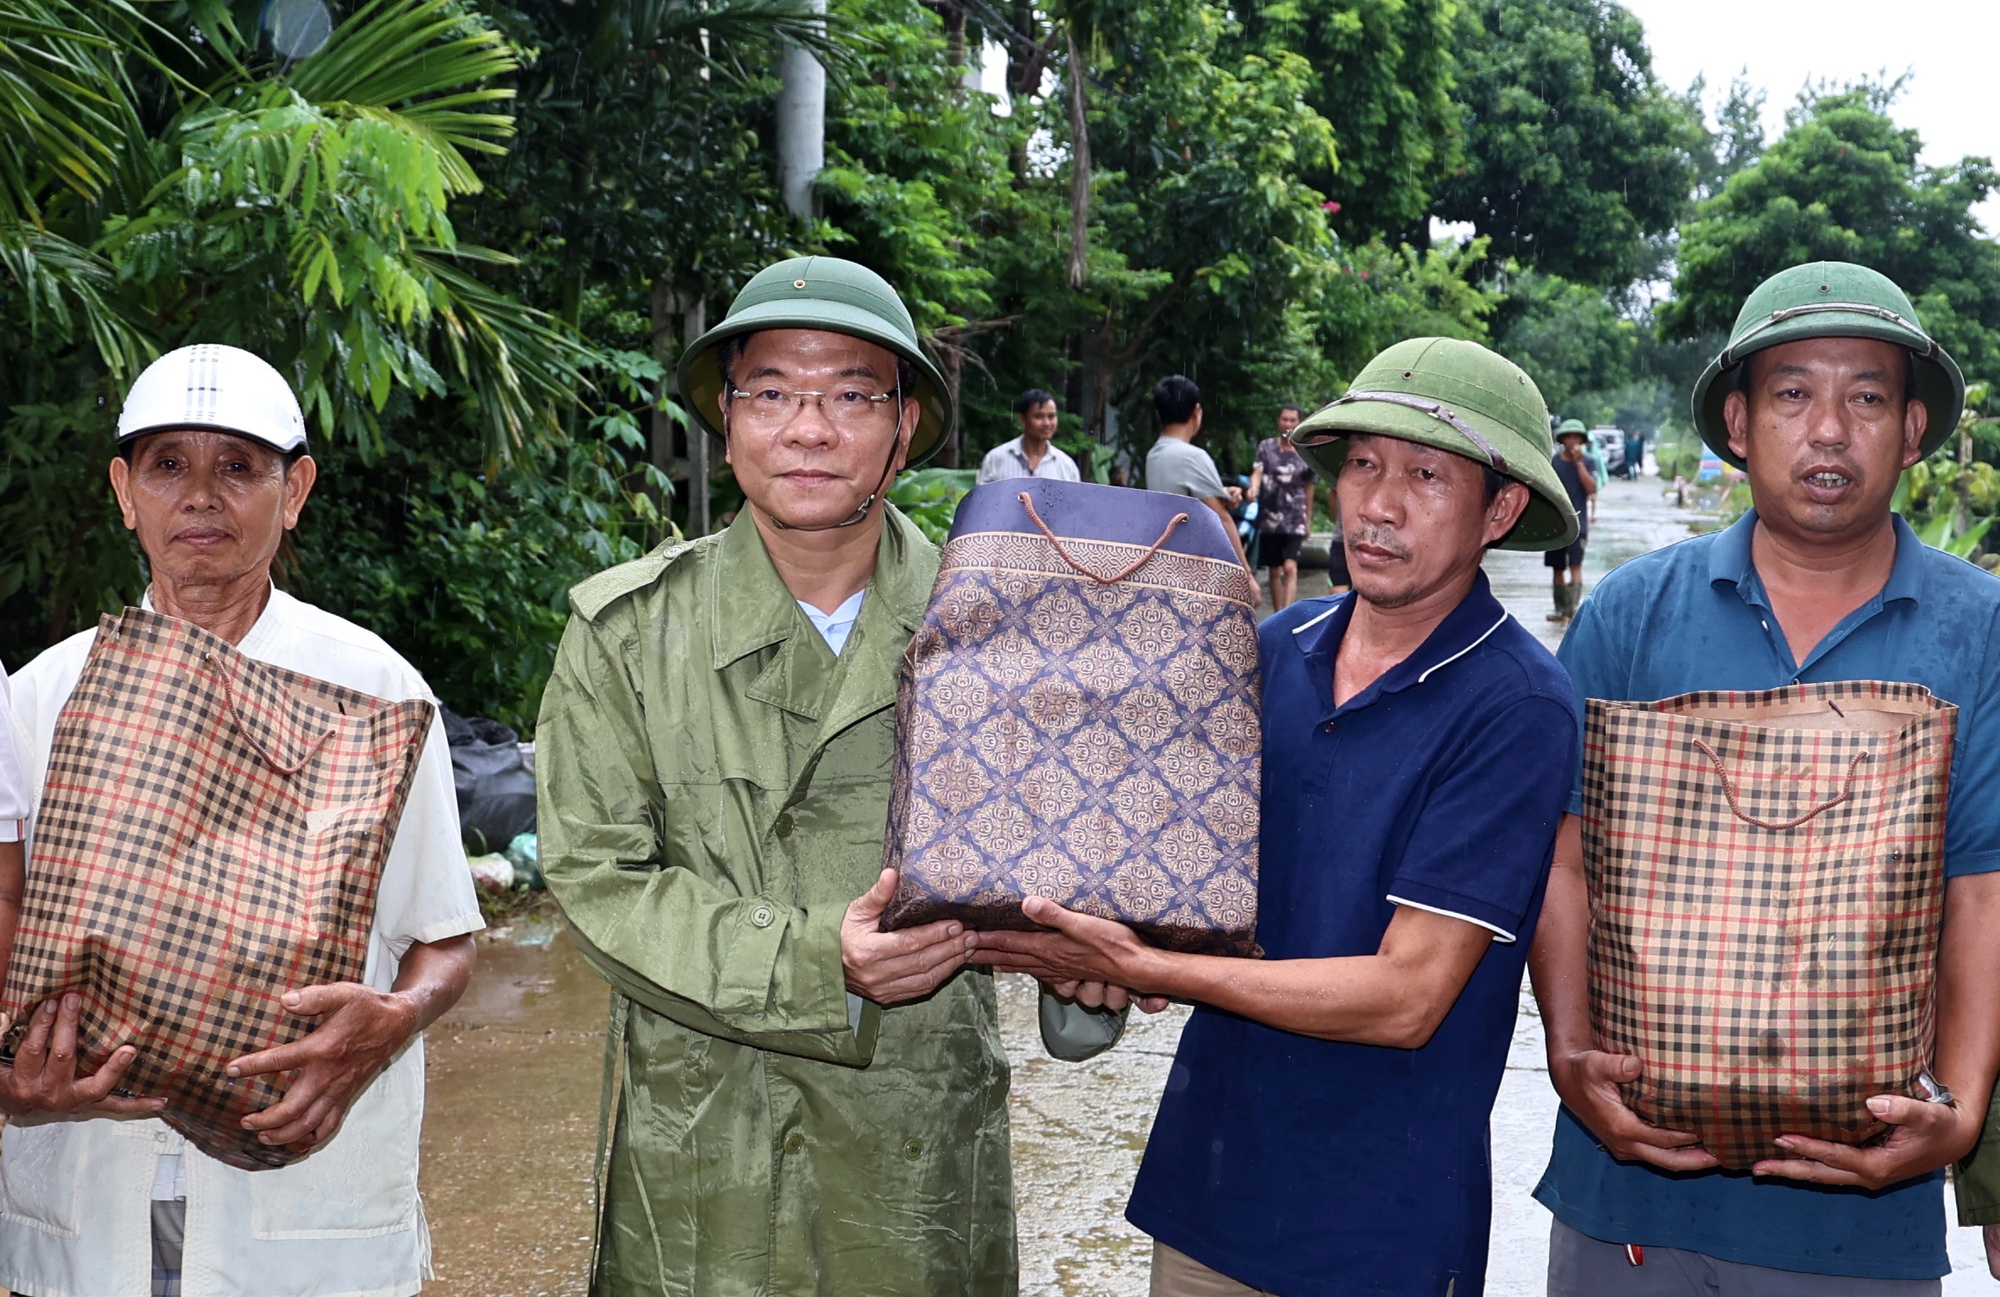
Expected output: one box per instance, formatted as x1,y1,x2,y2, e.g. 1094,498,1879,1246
249,1048,420,1239
650,680,794,880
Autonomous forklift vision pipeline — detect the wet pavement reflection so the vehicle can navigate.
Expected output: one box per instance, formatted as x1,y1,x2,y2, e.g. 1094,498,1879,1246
421,906,604,1297
419,475,1985,1293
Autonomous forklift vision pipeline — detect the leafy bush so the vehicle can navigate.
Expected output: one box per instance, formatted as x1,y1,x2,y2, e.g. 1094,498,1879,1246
887,468,977,544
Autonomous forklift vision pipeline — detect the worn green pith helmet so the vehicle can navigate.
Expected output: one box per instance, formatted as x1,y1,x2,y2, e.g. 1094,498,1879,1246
677,256,954,464
1556,418,1588,438
1288,337,1580,551
1691,261,1965,469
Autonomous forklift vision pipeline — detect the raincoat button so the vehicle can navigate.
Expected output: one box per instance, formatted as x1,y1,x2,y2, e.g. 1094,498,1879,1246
785,1133,805,1154
752,905,774,928
775,813,795,839
1320,721,1336,734
902,1138,924,1161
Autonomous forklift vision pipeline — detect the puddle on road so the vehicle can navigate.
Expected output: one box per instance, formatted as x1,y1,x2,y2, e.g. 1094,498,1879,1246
422,905,605,1297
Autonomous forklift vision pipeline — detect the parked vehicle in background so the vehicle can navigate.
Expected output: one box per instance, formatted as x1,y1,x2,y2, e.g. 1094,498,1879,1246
1590,427,1626,477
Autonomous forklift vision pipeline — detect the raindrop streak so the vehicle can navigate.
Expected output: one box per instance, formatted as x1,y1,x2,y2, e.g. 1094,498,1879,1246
264,0,333,62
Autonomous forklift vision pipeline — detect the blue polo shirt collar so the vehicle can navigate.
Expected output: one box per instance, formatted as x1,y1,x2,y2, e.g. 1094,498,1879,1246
1290,571,1512,717
1706,509,1925,675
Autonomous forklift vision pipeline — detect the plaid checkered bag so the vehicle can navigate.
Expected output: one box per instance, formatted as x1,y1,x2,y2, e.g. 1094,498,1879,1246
882,479,1261,957
2,609,433,1170
1583,680,1955,1169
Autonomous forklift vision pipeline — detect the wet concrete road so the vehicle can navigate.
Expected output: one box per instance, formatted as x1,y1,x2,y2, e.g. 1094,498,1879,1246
418,474,1995,1293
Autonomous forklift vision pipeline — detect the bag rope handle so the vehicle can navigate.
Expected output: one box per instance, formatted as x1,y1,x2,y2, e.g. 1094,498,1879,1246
1691,740,1872,831
1017,492,1189,585
203,650,333,775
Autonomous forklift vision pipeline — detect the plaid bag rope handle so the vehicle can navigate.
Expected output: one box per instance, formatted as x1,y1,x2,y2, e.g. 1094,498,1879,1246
1017,493,1191,586
1691,739,1873,832
202,650,335,775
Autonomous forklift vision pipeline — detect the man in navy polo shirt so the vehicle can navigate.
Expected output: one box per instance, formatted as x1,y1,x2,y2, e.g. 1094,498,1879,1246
1531,262,2000,1295
975,338,1583,1295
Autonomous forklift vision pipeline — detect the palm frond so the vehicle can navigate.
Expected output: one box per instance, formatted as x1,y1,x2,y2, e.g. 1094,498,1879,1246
415,249,593,466
278,0,516,193
589,0,854,76
0,222,148,374
0,0,144,218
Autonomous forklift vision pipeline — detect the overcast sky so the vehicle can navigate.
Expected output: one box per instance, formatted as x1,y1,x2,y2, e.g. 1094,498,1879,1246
1620,0,2000,230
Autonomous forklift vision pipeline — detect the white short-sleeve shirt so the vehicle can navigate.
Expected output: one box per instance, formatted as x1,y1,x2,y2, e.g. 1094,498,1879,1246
976,435,1082,485
0,588,482,1297
0,664,28,842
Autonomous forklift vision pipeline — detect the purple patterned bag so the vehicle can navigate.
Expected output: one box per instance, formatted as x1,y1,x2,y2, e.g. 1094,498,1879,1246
882,479,1261,956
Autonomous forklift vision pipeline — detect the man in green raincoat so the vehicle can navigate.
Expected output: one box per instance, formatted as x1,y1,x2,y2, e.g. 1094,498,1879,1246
537,257,1114,1296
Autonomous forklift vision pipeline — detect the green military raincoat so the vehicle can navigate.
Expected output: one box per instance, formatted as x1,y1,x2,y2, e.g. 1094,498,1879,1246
539,506,1070,1296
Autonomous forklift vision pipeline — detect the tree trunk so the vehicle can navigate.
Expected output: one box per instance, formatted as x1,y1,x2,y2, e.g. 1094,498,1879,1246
776,0,828,223
684,299,711,537
1005,0,1037,179
941,1,967,69
1065,29,1091,289
649,277,680,540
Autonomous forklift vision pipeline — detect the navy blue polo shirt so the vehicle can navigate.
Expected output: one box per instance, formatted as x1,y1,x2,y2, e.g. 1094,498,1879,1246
1534,510,2000,1280
1126,572,1578,1296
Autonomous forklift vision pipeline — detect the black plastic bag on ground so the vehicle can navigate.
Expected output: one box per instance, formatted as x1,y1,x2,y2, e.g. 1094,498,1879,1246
442,708,537,854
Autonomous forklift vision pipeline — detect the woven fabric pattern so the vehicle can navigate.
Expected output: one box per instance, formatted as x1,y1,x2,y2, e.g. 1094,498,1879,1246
883,488,1262,957
4,610,432,1170
1582,680,1954,1168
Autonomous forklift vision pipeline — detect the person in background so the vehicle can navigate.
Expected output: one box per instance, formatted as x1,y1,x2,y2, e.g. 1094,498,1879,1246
1581,429,1607,522
0,343,479,1297
1624,427,1647,479
1247,403,1316,611
1145,374,1251,571
1547,420,1597,623
977,388,1080,484
978,338,1582,1297
1532,260,2000,1296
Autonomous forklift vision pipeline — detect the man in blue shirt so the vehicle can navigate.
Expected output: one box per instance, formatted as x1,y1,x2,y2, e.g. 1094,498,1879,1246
1531,261,2000,1294
975,338,1583,1295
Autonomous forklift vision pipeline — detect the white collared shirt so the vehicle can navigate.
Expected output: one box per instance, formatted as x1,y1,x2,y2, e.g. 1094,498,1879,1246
0,665,27,843
797,589,866,656
0,587,482,1297
975,435,1081,484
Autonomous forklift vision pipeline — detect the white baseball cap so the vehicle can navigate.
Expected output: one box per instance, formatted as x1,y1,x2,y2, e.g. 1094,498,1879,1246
117,344,309,454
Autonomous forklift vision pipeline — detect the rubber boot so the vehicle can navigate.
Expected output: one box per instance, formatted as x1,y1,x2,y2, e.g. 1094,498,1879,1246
1547,583,1568,622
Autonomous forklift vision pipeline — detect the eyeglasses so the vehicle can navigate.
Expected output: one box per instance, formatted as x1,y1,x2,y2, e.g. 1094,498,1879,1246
726,384,901,434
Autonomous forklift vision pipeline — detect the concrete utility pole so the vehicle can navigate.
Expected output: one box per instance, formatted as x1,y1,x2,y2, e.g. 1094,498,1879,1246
776,0,827,221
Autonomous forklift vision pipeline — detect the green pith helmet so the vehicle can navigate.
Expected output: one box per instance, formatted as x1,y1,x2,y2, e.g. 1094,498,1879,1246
1556,418,1588,439
1691,261,1965,469
677,256,954,464
1288,337,1579,551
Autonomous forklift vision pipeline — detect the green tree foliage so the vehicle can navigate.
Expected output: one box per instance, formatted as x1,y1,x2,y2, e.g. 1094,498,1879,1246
1663,83,2000,383
1493,268,1636,415
461,0,828,326
1432,0,1702,288
1230,0,1459,243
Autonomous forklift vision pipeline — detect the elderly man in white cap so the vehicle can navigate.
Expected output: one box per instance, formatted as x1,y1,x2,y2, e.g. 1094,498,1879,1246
0,344,481,1297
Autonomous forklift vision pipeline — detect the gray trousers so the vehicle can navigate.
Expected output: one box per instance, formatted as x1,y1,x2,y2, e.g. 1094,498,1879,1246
1547,1218,1942,1296
151,1199,184,1297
